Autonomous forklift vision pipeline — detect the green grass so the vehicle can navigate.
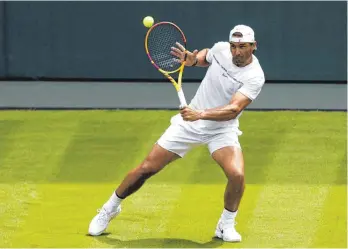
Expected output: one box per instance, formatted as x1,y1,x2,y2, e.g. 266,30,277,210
0,110,346,248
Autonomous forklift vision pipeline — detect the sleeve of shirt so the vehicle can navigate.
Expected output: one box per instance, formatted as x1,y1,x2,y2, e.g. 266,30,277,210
238,76,265,101
205,42,229,64
206,48,214,64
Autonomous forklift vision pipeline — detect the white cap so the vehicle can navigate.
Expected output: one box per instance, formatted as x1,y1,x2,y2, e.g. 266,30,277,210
229,24,255,43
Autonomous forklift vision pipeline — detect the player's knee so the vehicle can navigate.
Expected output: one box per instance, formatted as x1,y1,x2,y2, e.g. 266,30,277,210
226,165,244,182
138,158,162,177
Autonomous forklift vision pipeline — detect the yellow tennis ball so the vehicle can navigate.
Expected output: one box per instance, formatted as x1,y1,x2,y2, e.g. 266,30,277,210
143,16,154,28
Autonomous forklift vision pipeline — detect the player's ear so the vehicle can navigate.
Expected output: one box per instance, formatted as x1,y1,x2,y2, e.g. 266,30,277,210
253,41,257,51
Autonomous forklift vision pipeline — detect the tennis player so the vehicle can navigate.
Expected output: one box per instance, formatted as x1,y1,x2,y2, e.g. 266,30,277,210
88,24,265,242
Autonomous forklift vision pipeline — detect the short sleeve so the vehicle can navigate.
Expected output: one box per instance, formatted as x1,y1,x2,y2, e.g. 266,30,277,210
238,76,265,101
206,49,213,63
205,42,230,64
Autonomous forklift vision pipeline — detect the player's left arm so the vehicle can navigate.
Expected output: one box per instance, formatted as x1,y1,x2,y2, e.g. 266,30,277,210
180,76,265,122
200,92,251,121
180,92,251,122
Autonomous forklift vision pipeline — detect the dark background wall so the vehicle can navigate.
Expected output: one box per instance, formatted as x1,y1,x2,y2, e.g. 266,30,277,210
0,1,346,82
0,2,5,75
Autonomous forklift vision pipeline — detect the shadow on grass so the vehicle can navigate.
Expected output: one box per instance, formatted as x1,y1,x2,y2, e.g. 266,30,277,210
90,233,225,248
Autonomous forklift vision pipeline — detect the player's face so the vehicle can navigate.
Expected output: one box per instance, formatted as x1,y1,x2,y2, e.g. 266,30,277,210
230,42,255,67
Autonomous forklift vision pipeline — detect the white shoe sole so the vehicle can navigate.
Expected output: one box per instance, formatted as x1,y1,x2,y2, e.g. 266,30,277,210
215,228,242,242
215,228,223,239
89,230,104,236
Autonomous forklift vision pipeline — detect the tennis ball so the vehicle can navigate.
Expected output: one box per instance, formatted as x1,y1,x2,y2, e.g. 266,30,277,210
143,16,154,28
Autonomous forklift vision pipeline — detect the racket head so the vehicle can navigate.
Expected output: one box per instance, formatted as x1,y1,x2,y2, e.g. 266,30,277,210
145,22,187,74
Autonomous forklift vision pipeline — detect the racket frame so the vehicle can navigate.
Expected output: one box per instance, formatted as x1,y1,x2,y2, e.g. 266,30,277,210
145,21,188,106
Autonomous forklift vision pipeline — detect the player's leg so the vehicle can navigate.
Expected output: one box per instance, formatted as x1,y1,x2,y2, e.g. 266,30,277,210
116,143,180,199
89,121,201,236
212,146,245,242
115,122,201,202
213,146,245,213
207,132,244,242
88,144,180,236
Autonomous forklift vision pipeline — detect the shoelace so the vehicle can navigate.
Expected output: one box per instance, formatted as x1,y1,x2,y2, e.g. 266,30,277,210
96,208,110,224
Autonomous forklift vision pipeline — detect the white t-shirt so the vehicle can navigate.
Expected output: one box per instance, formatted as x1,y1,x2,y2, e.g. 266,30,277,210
171,41,265,134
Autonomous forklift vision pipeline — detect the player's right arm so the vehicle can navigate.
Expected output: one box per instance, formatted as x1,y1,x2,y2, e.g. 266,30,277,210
171,42,210,67
189,42,230,67
189,48,210,67
172,41,230,68
192,42,230,67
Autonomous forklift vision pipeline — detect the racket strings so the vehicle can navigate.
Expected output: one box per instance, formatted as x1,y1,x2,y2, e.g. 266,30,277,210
147,24,185,72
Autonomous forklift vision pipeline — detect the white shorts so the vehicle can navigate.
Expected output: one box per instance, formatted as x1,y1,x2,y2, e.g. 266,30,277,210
157,123,241,158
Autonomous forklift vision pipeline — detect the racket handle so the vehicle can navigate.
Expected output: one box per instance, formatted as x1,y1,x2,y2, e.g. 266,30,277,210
177,89,187,106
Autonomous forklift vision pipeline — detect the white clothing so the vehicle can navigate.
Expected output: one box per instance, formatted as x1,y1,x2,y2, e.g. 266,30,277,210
157,41,265,157
174,41,265,134
157,121,241,157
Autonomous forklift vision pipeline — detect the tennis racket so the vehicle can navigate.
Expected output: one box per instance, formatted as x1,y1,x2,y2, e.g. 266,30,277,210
145,21,187,106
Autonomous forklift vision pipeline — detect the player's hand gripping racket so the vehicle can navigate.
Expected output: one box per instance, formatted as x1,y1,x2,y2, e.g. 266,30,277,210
145,22,187,107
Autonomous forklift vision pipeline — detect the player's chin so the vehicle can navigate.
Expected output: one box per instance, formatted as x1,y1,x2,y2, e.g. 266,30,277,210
233,60,244,66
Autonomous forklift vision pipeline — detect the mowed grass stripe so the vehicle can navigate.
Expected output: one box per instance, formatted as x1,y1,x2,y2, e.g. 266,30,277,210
0,118,80,182
258,111,346,185
0,118,80,247
0,120,23,168
334,145,347,185
244,184,332,248
310,184,347,248
240,112,294,184
53,111,173,183
0,183,37,247
310,143,347,248
6,183,342,248
243,111,345,247
7,183,184,248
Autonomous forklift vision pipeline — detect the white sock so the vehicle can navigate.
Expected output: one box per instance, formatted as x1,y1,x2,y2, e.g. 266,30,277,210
222,208,238,220
103,191,123,213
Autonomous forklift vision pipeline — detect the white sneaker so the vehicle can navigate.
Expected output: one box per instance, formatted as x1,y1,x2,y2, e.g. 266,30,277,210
215,218,242,242
88,205,121,236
